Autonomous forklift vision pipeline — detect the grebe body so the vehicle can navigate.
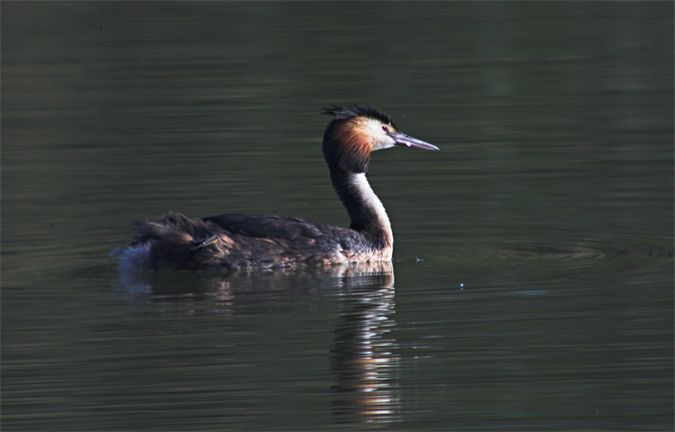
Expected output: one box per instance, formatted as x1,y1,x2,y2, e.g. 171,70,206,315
115,105,438,271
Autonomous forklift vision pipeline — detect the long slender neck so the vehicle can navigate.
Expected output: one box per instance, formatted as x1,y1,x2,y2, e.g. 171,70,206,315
329,167,393,251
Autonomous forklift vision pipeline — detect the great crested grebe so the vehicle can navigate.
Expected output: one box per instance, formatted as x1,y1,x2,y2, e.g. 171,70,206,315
115,105,438,271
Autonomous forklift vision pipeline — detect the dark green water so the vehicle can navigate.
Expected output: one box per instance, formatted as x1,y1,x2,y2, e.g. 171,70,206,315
3,2,673,431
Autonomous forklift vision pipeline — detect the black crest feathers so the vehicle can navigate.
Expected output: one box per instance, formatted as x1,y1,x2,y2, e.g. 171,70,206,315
322,105,398,130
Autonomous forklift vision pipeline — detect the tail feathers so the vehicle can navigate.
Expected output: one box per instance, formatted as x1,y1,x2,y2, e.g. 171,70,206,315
130,212,216,243
119,212,235,271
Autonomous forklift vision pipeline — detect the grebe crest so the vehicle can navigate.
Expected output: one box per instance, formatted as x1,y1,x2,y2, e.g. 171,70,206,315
114,105,438,271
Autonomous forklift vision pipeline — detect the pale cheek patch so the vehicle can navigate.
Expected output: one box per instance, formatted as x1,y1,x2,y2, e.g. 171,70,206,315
365,119,396,151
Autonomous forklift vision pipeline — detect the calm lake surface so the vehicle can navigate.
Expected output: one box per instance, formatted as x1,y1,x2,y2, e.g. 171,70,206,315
3,2,673,431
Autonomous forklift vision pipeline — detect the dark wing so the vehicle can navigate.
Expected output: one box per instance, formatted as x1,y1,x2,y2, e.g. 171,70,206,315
122,212,371,270
201,213,358,247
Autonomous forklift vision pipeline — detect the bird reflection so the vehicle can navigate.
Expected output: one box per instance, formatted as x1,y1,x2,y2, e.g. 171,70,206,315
115,261,401,425
330,262,401,424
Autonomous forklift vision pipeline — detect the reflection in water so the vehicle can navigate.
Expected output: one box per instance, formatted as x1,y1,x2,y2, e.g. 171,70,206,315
330,264,400,424
116,261,400,425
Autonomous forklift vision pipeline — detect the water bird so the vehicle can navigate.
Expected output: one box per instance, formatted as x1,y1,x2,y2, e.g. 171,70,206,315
115,105,438,271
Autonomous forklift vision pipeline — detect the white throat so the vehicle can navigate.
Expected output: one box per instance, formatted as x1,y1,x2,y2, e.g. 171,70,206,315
350,172,393,244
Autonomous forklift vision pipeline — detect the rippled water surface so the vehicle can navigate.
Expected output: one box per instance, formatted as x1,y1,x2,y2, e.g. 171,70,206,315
3,3,673,431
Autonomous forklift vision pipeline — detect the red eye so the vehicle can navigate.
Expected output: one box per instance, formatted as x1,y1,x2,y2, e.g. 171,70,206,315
382,126,389,133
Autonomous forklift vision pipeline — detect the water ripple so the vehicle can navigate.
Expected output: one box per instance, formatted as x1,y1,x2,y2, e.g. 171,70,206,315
440,237,673,270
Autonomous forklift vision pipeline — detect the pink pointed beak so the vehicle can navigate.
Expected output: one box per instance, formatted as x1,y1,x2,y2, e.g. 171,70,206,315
391,133,439,151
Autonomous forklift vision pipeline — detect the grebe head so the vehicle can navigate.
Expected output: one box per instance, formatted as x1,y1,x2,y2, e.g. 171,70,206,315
322,105,439,173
